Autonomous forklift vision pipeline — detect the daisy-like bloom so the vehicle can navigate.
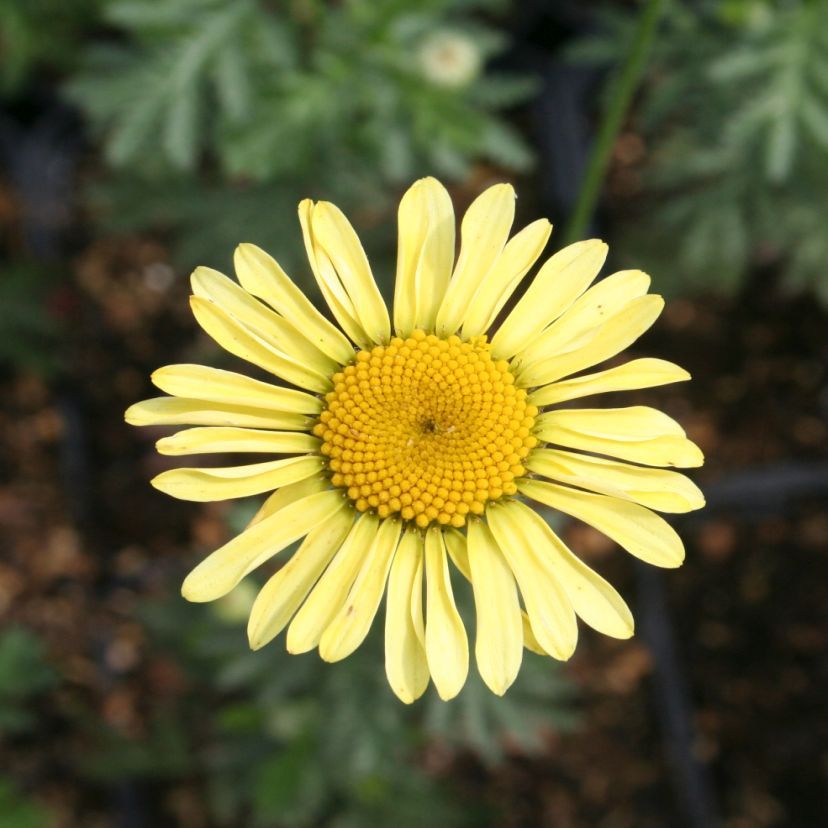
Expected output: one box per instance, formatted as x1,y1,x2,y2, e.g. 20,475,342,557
126,178,704,702
417,29,482,89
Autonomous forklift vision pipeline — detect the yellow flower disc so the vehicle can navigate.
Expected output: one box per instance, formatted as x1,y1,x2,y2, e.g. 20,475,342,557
314,329,538,528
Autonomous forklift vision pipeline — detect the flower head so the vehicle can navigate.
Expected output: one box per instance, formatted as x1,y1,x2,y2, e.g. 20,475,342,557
417,29,482,89
126,178,704,701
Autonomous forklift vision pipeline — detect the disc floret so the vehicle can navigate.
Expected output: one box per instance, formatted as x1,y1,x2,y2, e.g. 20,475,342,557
314,329,538,528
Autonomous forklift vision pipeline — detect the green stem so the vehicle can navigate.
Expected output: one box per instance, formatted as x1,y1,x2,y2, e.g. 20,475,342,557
561,0,665,245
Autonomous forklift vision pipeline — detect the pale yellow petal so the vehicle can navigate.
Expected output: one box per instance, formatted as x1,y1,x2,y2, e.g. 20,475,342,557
486,502,578,660
151,455,324,501
319,247,374,348
576,267,650,310
536,405,686,440
298,199,371,348
190,296,332,393
447,530,541,656
521,615,547,655
385,530,429,703
310,201,390,344
393,182,424,338
490,239,607,360
512,269,651,372
529,358,690,407
534,406,704,468
413,183,456,333
248,475,330,527
443,528,471,581
151,364,321,415
248,507,354,649
537,430,703,469
234,243,354,364
157,427,320,456
319,518,402,662
287,512,379,654
125,397,314,431
461,218,552,338
181,489,345,602
516,295,665,387
466,521,523,695
518,478,685,568
191,266,338,375
435,183,515,337
515,270,650,363
424,526,469,700
526,448,705,513
504,501,634,639
394,177,455,336
409,536,426,649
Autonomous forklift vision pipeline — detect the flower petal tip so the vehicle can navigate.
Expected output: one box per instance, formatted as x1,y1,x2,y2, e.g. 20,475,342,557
149,471,173,495
189,264,209,282
285,638,314,656
247,632,266,652
180,577,212,604
154,436,174,454
481,678,513,697
415,175,440,188
435,686,462,702
550,643,577,662
123,405,140,425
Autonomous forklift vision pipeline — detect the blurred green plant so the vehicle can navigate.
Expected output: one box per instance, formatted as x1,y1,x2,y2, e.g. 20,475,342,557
571,0,828,303
0,778,52,828
0,627,59,737
0,0,102,95
562,0,665,246
81,565,576,827
67,0,536,269
0,264,63,376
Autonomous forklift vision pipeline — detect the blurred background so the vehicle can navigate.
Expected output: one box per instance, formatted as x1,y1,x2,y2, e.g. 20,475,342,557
1,0,827,826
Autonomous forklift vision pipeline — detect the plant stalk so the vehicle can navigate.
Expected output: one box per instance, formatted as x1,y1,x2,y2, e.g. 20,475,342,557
562,0,665,245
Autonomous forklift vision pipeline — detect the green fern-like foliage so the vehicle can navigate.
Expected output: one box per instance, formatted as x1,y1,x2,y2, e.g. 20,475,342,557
71,0,297,172
67,0,536,267
710,0,828,182
572,0,828,303
66,0,536,268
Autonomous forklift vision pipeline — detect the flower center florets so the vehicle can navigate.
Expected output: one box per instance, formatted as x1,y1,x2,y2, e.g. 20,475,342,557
314,329,538,528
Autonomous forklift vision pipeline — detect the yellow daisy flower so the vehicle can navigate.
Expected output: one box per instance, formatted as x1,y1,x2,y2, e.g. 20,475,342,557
126,178,704,702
